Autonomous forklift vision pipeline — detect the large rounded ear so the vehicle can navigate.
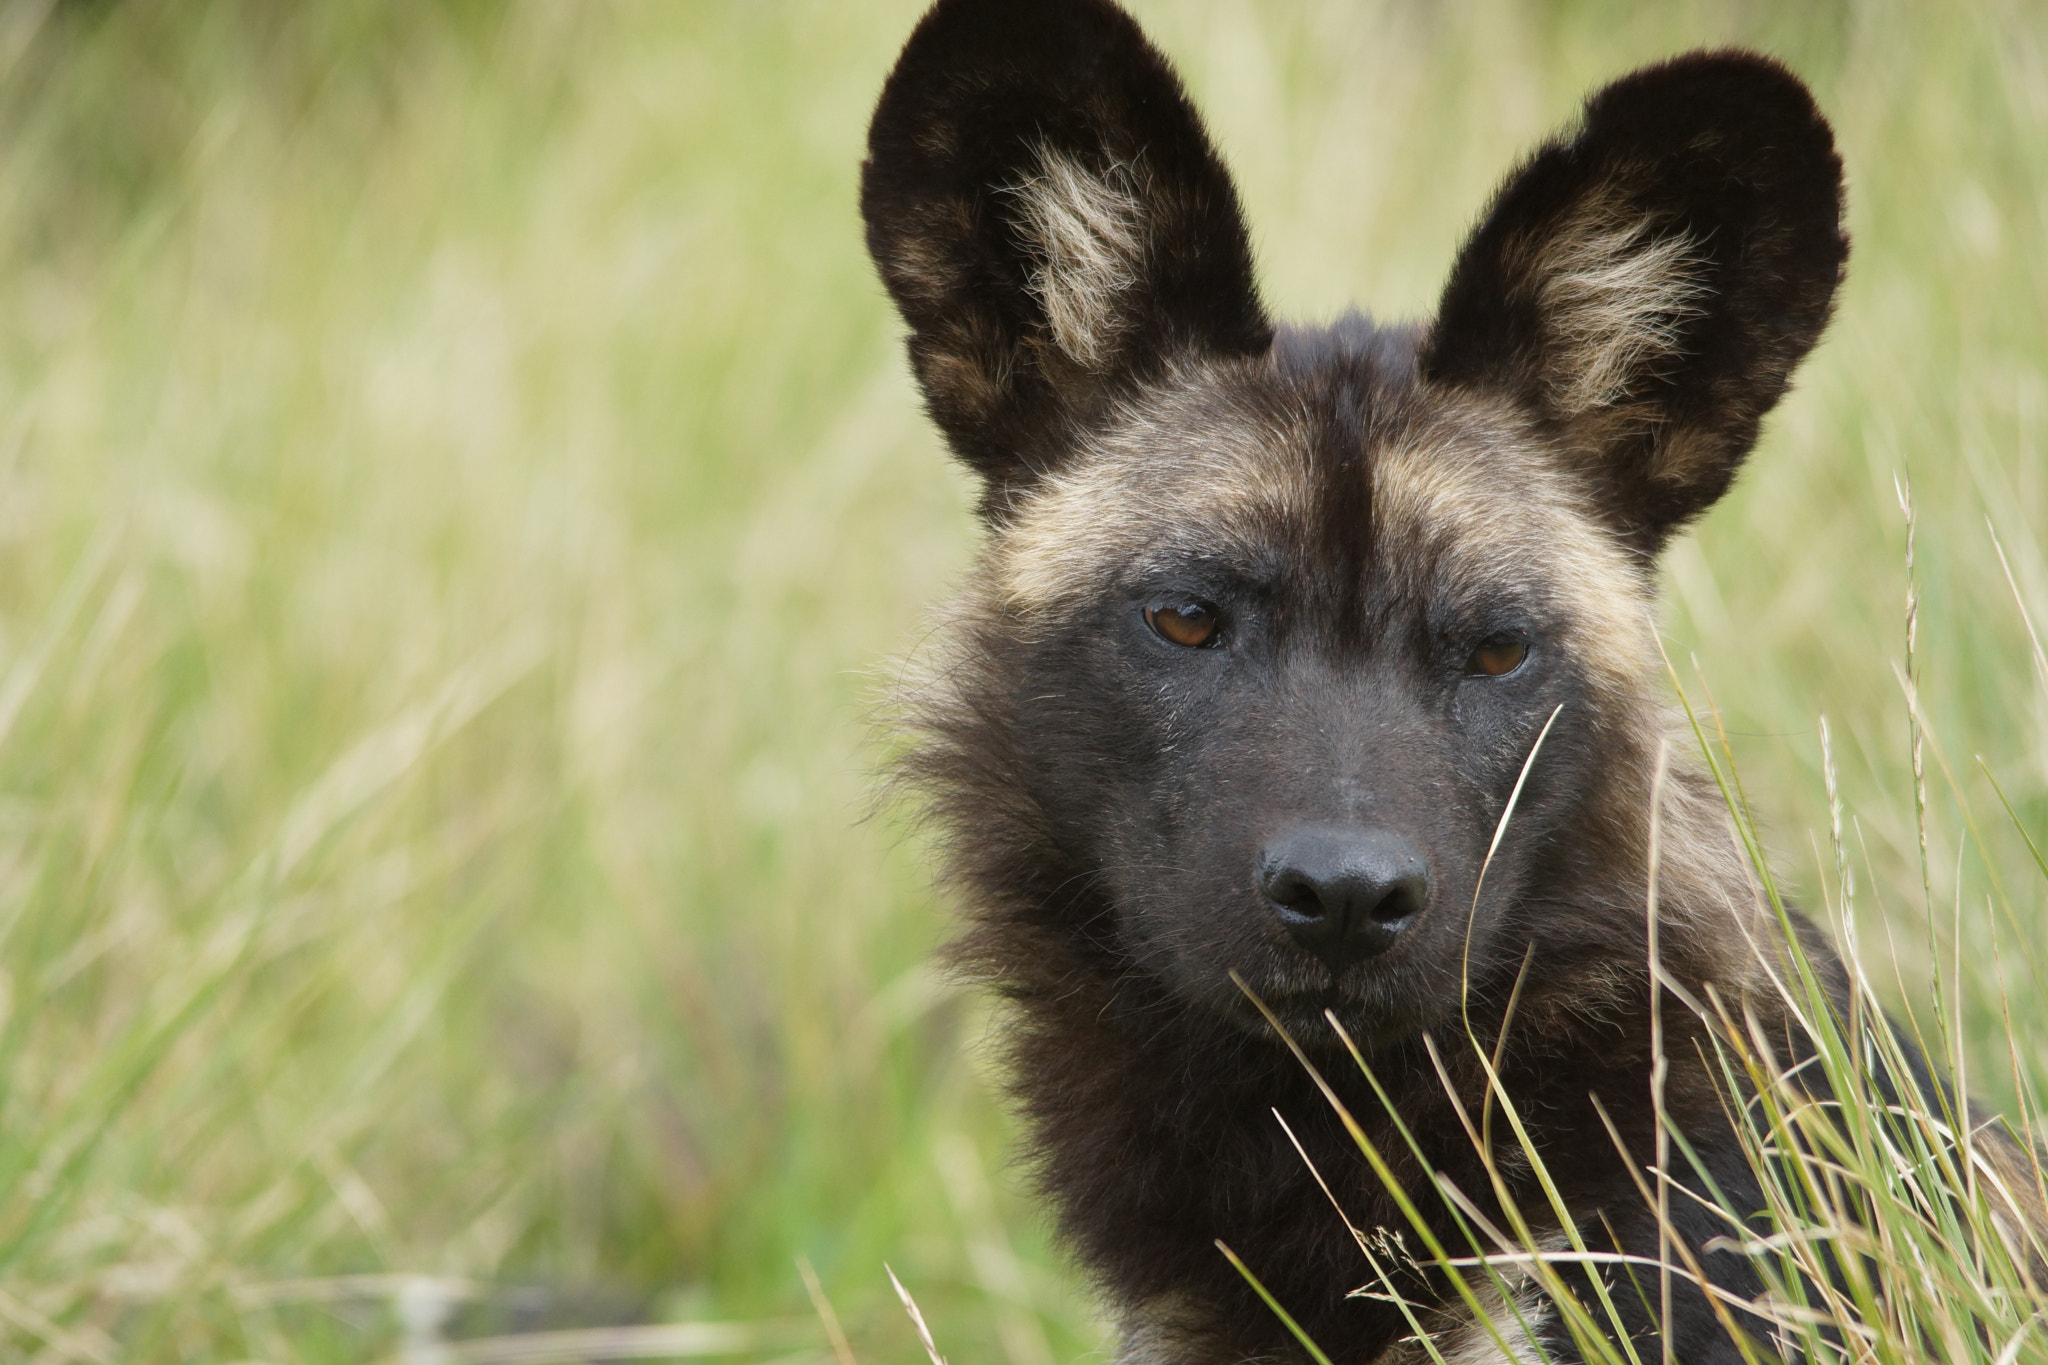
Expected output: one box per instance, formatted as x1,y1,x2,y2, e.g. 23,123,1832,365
862,0,1270,512
1420,52,1847,556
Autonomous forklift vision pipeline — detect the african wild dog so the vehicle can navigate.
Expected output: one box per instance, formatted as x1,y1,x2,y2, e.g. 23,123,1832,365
861,2,2036,1362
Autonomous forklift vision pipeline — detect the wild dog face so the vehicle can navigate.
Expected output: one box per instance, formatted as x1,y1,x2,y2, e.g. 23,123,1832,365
864,0,1844,1045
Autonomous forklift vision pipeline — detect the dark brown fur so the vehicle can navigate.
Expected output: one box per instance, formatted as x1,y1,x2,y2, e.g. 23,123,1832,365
861,4,2032,1362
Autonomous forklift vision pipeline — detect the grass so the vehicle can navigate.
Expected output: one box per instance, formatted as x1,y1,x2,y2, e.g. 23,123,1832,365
0,0,2039,1360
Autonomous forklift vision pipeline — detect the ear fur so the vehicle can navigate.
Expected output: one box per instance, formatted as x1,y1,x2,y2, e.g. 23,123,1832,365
861,0,1270,511
1421,52,1847,555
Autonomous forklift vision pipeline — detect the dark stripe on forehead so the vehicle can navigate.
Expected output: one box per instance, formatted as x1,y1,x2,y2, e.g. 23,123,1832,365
1276,317,1427,655
1304,365,1374,631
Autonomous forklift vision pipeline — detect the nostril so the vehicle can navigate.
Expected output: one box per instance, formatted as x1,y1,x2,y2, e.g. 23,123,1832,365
1367,876,1426,925
1263,868,1325,920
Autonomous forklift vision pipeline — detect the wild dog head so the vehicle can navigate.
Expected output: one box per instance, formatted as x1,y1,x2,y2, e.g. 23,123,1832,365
864,0,1844,1045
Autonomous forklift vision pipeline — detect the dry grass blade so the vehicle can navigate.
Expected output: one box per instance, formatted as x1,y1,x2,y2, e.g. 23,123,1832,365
402,1322,769,1365
798,1256,861,1365
887,1266,950,1365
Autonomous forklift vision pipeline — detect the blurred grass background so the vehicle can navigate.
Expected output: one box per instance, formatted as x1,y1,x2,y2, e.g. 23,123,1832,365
0,0,2041,1360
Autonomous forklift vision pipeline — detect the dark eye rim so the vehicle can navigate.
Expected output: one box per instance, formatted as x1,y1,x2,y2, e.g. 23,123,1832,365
1462,636,1532,677
1143,600,1222,648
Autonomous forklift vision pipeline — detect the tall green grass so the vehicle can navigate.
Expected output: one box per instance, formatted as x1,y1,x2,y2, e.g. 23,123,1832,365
0,0,2039,1360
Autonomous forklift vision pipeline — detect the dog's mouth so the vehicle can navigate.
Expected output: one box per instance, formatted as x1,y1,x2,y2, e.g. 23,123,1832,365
1224,957,1444,1052
1256,995,1347,1048
1227,974,1361,1046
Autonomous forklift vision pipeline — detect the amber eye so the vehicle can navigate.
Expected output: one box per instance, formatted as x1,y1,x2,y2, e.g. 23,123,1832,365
1464,639,1528,677
1145,602,1220,648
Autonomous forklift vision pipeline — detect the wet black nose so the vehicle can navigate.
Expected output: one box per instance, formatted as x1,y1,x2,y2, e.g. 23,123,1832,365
1257,824,1429,968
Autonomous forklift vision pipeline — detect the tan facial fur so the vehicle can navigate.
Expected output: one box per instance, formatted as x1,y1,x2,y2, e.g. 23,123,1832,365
989,363,1658,701
989,360,1307,609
